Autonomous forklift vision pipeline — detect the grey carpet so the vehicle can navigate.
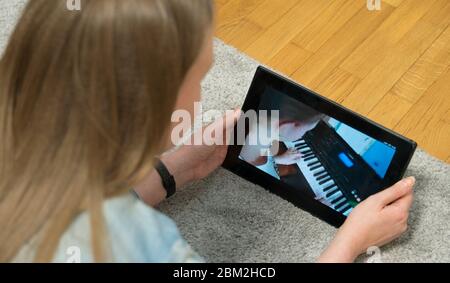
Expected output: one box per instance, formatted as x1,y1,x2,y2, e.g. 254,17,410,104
2,0,449,263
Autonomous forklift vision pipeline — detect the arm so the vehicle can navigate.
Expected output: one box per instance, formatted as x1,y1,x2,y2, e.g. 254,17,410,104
318,177,415,263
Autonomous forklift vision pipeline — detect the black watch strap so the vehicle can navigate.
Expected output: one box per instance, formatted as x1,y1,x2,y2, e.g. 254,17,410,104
154,158,176,198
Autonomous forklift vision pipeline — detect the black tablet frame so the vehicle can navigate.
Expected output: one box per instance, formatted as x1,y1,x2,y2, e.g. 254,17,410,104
223,66,417,227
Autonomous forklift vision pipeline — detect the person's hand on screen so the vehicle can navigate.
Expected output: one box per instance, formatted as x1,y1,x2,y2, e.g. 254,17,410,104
274,148,302,165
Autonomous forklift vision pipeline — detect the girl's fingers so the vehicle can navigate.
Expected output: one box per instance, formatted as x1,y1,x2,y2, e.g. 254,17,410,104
209,109,241,133
201,109,241,145
374,177,415,206
388,191,414,212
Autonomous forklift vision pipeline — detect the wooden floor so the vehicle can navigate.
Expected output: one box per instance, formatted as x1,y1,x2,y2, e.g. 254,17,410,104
215,0,450,163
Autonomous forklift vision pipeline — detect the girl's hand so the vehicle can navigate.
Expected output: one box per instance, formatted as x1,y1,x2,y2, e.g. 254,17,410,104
318,177,415,263
162,110,241,189
135,110,240,206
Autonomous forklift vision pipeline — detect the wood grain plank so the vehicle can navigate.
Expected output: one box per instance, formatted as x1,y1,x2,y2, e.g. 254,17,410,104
267,43,312,77
367,92,413,129
246,0,299,29
291,5,394,90
396,68,450,128
215,0,262,41
244,0,330,63
442,109,450,124
314,68,361,103
215,0,230,10
292,0,364,52
414,120,450,161
340,0,438,79
392,26,450,104
382,0,404,7
342,0,450,116
395,68,450,161
217,19,265,51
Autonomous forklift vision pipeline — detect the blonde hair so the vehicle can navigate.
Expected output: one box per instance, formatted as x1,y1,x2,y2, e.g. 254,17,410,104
0,0,213,262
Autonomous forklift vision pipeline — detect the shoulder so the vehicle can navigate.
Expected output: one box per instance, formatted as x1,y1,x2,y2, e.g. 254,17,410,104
52,194,204,263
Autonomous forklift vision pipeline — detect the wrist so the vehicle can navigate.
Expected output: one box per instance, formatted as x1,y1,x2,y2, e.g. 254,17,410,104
133,155,193,206
160,154,193,189
318,232,360,263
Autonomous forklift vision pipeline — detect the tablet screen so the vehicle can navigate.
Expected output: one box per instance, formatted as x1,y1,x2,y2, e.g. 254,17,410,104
238,86,397,217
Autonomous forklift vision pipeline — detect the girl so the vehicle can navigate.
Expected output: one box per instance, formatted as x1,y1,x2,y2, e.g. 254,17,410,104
0,0,414,263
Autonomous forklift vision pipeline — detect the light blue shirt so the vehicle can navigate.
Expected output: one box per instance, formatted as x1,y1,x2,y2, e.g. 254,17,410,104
15,193,204,263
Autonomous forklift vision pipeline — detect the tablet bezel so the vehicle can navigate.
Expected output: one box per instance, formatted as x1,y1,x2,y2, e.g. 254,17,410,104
223,66,417,227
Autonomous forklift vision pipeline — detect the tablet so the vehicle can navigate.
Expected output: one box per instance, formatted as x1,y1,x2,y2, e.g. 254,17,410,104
223,66,417,227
